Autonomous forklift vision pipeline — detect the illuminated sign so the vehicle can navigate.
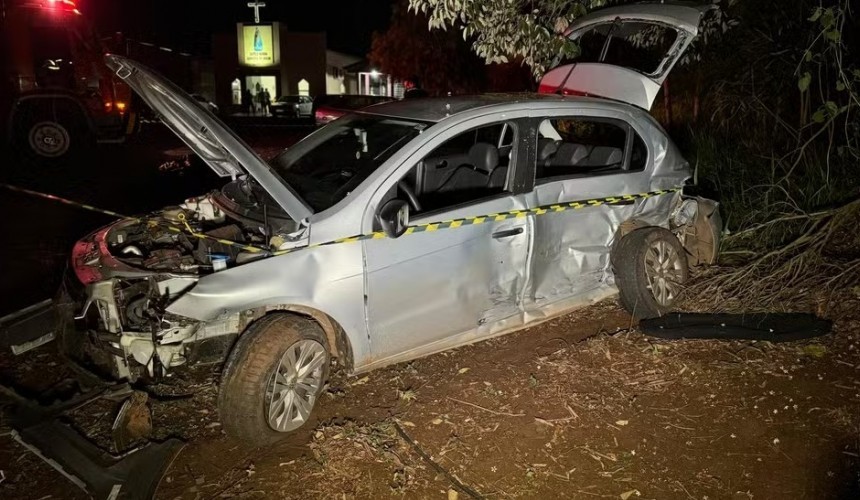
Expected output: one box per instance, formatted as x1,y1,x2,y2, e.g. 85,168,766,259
241,25,275,67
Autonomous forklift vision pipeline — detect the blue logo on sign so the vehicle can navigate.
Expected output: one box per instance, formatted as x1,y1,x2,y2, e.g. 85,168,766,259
253,28,264,52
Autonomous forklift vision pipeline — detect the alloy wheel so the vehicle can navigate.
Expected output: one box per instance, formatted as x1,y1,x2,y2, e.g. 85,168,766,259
265,339,327,432
643,239,685,307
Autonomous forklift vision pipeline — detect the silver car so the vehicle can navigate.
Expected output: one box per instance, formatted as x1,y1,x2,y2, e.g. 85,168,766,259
64,4,720,445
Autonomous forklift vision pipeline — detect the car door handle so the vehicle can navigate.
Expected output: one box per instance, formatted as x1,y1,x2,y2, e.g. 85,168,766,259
492,227,524,239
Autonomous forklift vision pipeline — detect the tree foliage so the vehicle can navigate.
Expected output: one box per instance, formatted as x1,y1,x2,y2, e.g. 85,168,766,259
407,0,738,76
407,0,607,76
369,1,487,95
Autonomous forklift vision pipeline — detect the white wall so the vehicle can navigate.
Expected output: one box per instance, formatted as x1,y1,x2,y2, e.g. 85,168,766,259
326,72,345,95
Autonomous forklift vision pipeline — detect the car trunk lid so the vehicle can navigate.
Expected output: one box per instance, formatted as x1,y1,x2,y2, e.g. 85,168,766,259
539,3,713,110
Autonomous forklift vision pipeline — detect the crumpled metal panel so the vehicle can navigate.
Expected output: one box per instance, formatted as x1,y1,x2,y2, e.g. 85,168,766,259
165,241,370,367
521,169,641,312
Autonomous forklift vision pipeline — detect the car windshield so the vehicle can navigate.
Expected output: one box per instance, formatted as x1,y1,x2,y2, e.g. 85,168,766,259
270,114,429,212
278,96,300,103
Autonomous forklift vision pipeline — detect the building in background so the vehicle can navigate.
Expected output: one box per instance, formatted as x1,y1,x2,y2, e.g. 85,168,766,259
209,5,399,115
212,21,326,114
110,4,401,116
326,50,362,95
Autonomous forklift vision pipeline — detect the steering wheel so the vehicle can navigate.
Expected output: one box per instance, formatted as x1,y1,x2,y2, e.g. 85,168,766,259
397,180,422,212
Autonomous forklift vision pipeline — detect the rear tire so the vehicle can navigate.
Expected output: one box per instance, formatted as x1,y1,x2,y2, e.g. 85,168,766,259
218,313,330,447
612,227,689,319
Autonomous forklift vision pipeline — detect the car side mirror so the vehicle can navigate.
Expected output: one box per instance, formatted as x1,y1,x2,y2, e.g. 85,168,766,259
377,199,409,238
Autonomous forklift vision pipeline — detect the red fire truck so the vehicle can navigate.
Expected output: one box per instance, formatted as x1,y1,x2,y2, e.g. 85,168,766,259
1,0,135,162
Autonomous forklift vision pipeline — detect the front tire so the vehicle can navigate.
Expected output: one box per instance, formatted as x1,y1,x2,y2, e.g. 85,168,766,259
218,314,330,446
612,227,689,319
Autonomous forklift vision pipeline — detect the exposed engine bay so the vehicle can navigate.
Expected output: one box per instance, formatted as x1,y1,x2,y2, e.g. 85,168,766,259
106,179,299,275
65,180,306,381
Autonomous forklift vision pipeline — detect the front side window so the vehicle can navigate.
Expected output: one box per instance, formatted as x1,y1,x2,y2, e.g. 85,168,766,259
535,117,647,180
271,115,428,211
396,122,516,215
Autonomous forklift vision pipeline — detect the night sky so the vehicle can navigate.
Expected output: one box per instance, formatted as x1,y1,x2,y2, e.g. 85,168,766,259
79,0,395,57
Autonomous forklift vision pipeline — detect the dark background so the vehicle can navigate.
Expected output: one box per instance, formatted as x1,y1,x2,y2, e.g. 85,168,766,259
81,0,395,56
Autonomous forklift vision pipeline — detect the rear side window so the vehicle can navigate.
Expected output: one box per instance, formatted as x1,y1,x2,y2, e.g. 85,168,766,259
534,117,647,180
571,22,679,76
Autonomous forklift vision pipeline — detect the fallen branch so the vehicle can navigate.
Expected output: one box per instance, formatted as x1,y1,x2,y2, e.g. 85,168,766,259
689,198,860,311
393,421,484,500
725,210,830,240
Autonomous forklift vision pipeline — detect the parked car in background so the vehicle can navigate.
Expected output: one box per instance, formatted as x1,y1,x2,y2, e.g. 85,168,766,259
312,94,394,125
270,95,313,118
191,93,219,115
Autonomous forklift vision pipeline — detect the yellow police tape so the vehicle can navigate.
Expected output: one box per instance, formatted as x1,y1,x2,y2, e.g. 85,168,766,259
271,187,682,256
0,182,681,259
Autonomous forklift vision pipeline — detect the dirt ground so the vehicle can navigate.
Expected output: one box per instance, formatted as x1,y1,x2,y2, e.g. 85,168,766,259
2,296,858,500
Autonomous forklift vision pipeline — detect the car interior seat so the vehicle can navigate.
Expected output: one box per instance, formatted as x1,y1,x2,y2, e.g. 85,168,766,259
436,142,499,193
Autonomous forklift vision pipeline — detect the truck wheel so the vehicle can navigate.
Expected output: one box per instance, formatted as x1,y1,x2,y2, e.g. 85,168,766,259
218,314,330,447
12,104,91,163
612,227,689,319
27,121,71,158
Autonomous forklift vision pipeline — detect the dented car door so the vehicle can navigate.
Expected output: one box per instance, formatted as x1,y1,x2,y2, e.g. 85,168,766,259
361,119,533,368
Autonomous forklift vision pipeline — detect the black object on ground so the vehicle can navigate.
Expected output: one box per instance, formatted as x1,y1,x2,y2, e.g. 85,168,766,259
1,383,183,500
639,313,832,342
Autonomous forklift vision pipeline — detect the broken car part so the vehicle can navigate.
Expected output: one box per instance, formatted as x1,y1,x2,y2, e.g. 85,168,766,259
1,384,182,500
639,313,833,342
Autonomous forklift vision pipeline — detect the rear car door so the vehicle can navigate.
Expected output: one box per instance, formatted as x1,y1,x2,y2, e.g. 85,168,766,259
363,118,533,363
522,108,653,313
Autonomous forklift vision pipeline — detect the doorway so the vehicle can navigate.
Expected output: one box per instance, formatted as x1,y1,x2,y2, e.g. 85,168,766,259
245,75,277,115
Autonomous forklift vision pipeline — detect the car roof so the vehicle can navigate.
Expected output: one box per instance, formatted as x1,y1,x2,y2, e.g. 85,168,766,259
358,93,644,123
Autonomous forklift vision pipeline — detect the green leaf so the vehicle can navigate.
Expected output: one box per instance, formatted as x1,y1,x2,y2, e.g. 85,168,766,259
820,8,835,28
798,72,812,92
824,29,841,42
808,7,822,22
804,50,813,62
811,109,826,123
824,100,838,115
836,80,846,91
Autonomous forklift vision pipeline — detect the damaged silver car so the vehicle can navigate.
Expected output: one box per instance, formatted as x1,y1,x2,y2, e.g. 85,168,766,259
61,4,721,446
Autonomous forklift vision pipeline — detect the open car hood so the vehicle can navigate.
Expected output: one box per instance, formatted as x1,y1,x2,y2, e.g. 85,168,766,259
539,3,713,110
105,54,313,222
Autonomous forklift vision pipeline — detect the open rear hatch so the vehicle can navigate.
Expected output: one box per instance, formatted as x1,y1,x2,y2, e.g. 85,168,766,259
539,3,713,110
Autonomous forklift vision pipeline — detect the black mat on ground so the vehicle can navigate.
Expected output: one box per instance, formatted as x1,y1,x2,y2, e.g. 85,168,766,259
639,313,832,342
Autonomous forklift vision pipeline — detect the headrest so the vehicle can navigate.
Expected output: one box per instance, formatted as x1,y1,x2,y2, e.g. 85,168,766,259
551,143,590,167
537,138,559,163
585,146,624,167
468,142,499,173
